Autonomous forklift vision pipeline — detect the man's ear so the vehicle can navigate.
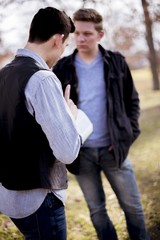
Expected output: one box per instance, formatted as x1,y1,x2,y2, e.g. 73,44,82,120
98,30,104,41
52,34,64,49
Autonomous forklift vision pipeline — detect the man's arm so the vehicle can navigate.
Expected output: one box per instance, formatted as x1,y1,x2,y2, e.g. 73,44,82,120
123,61,141,142
25,70,92,163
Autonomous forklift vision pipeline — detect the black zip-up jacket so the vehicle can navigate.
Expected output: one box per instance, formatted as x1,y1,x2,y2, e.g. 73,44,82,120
53,44,141,168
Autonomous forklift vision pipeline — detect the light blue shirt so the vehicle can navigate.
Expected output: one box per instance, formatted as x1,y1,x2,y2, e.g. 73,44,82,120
75,52,111,148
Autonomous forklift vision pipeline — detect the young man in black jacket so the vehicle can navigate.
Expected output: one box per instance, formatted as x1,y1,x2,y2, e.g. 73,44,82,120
53,8,150,240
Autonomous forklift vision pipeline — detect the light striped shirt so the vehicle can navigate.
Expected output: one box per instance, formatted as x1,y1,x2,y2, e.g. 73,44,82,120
0,49,93,218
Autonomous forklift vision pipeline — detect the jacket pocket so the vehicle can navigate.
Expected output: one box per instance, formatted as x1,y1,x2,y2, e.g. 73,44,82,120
115,115,133,166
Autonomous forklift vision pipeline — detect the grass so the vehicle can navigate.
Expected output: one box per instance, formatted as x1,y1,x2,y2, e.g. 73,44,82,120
132,68,160,110
0,67,160,239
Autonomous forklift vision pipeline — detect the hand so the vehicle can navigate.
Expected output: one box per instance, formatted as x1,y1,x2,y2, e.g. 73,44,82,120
64,84,78,119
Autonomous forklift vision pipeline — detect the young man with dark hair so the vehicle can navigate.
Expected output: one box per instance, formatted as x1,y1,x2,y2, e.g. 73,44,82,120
53,8,150,240
0,7,93,240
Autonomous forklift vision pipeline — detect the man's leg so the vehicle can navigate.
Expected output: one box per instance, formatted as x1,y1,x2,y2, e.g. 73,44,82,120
100,148,150,240
76,148,118,240
11,192,66,240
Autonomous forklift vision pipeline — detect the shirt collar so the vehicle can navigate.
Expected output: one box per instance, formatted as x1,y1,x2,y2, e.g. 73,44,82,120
16,48,49,70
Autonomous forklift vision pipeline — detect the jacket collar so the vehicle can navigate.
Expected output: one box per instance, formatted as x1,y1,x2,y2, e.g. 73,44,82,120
68,44,110,66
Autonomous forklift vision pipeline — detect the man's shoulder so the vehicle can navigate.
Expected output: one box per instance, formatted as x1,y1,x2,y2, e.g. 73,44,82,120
104,49,126,72
55,52,74,67
107,49,125,60
99,44,124,60
59,55,71,63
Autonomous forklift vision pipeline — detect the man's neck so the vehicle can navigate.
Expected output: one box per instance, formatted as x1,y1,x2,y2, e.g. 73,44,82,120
77,47,99,64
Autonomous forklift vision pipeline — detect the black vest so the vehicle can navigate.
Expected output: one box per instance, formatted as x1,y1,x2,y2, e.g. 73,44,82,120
0,56,56,190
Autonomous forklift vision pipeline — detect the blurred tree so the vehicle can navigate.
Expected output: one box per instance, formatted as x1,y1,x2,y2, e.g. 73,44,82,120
141,0,159,90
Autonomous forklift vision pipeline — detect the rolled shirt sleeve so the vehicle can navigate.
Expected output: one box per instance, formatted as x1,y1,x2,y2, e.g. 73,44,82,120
25,70,93,164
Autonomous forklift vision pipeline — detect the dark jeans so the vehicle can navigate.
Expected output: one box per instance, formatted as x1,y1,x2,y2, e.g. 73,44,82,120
76,147,150,240
11,192,66,240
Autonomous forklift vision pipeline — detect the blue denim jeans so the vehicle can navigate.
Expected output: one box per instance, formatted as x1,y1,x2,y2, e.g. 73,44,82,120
11,192,66,240
76,147,150,240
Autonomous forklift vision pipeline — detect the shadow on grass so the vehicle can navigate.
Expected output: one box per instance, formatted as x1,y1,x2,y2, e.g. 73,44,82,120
137,171,160,240
148,223,160,240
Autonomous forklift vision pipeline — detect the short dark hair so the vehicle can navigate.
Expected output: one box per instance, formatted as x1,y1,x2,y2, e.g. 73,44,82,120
28,7,75,43
73,8,103,32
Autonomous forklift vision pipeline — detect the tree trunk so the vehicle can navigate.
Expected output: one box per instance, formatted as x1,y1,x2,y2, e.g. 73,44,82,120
141,0,159,90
